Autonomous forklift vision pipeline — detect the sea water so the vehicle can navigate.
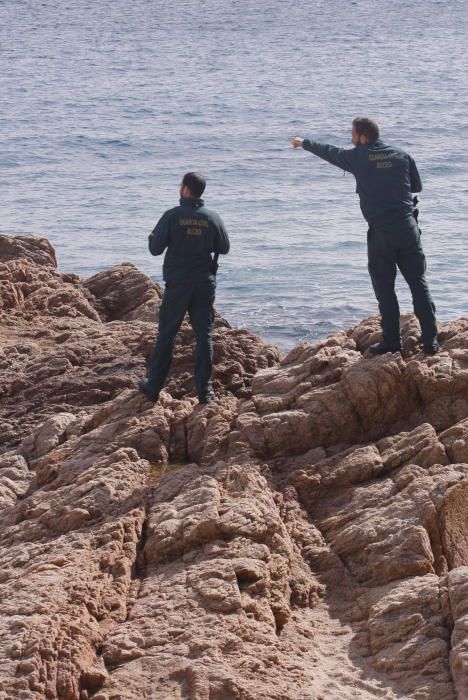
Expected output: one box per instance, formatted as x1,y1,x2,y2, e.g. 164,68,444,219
2,0,467,349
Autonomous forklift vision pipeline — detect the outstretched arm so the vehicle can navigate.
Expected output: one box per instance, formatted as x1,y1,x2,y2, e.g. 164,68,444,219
292,136,356,173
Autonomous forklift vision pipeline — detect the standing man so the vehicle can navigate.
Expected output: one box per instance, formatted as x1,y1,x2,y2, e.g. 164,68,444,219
139,172,230,404
292,118,438,355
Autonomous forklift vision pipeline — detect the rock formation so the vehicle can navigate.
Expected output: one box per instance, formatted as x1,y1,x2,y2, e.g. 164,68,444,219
1,234,468,699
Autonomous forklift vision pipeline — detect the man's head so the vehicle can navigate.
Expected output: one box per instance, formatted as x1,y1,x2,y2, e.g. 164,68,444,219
180,172,206,199
352,117,380,145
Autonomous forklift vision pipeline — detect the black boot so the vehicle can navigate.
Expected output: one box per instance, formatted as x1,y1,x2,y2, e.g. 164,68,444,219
198,390,216,404
368,342,403,355
138,378,159,403
423,340,439,355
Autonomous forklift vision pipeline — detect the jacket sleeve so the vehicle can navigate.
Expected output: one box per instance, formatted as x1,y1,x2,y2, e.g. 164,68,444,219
214,216,230,254
302,139,356,173
148,210,171,256
409,156,422,193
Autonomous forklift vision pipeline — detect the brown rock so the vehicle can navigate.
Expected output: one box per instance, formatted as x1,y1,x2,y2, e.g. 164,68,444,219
0,235,279,453
83,263,163,323
0,234,57,267
2,233,468,699
447,567,468,698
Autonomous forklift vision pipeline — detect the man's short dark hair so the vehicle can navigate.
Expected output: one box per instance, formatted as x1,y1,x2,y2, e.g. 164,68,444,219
353,117,380,141
182,172,206,198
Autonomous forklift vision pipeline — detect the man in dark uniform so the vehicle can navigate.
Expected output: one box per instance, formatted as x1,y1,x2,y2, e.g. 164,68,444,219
291,117,438,355
139,172,230,403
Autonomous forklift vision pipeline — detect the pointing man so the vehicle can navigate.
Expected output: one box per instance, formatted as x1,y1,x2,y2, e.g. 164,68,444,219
139,172,230,403
292,118,438,355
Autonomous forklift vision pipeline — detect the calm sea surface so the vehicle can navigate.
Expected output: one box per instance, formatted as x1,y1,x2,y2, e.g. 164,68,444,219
2,0,467,349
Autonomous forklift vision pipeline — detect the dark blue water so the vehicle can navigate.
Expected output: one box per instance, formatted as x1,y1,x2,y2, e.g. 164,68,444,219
2,0,467,348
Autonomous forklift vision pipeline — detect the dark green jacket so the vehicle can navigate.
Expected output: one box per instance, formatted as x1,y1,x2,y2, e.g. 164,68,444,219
149,197,230,282
302,138,422,226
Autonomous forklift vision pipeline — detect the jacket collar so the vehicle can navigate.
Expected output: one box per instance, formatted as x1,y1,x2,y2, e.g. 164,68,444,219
179,197,204,208
365,138,385,148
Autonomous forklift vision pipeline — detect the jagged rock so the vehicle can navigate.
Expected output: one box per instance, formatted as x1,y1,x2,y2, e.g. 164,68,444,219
367,575,452,697
0,258,99,319
447,567,468,697
96,461,323,700
1,233,468,699
83,263,163,323
0,452,33,508
20,413,77,461
0,444,147,700
0,234,57,267
0,235,279,453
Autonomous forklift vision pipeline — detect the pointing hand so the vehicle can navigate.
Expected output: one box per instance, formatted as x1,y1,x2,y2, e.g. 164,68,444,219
291,137,304,148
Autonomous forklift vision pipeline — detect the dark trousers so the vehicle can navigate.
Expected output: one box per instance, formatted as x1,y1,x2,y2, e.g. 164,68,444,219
147,278,216,398
367,217,437,347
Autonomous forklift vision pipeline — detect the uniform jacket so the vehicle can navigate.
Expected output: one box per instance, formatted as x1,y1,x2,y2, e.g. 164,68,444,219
302,138,422,226
149,197,230,282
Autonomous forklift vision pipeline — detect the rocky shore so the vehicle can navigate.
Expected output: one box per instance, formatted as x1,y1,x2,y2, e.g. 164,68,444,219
1,234,468,700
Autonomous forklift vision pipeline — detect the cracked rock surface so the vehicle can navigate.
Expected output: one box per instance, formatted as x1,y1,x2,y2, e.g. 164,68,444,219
1,234,468,699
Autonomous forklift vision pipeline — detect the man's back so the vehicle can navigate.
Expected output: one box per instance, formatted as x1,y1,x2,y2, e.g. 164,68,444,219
352,140,422,225
301,137,422,225
149,196,229,282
